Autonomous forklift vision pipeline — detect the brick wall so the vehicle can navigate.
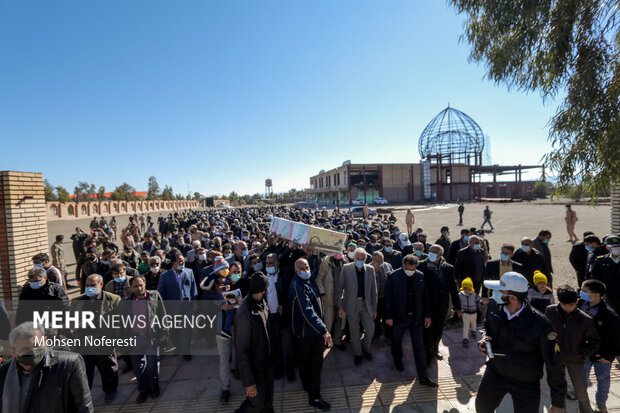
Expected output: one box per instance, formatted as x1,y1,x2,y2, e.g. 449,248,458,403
612,185,620,233
0,171,48,300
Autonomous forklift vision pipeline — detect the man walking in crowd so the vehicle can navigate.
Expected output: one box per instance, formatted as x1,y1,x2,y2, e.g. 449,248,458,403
457,203,464,225
481,244,523,299
454,235,486,294
0,322,94,413
511,237,547,285
546,285,598,413
234,272,276,413
533,229,554,279
435,226,451,255
316,250,348,351
447,229,469,265
417,244,460,361
476,272,566,413
32,252,66,290
15,267,69,326
570,231,596,286
336,247,378,366
591,235,620,315
289,258,332,411
50,235,68,283
384,255,437,387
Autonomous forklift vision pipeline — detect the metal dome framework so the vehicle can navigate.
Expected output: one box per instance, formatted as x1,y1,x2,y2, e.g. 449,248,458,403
418,106,484,166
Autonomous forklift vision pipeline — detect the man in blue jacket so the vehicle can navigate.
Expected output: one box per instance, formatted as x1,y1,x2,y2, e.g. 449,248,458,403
289,258,332,411
157,251,198,359
384,254,437,387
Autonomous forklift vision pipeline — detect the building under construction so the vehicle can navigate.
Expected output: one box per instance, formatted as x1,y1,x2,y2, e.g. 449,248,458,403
306,107,541,204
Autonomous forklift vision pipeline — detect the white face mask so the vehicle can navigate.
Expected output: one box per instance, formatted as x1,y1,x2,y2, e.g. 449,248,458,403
404,269,415,276
347,251,355,259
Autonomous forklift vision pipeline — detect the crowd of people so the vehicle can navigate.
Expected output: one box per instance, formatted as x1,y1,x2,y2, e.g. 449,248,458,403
0,204,619,413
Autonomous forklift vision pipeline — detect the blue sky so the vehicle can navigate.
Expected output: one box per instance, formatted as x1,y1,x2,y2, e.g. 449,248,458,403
0,1,558,196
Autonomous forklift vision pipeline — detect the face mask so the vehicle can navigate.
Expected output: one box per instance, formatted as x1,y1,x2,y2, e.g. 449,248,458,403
102,260,110,266
463,236,469,242
355,260,365,268
34,263,45,268
198,254,206,261
446,232,450,237
499,253,510,261
395,231,400,236
224,253,234,260
414,250,422,256
428,252,438,262
298,271,311,280
230,273,241,282
370,243,378,247
473,244,481,251
521,245,531,252
585,245,594,252
347,251,355,259
29,281,42,290
335,253,343,260
85,287,99,297
579,291,592,302
490,289,503,304
542,239,550,244
175,264,184,272
178,241,185,246
611,247,620,256
384,246,393,253
114,276,126,283
87,256,97,261
404,269,415,277
242,249,249,257
151,266,160,273
253,262,263,272
266,266,277,275
17,347,45,368
402,240,411,247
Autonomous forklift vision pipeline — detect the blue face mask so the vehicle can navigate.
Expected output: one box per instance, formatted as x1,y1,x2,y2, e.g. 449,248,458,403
384,246,393,253
242,249,249,257
102,260,110,266
266,266,277,275
414,250,422,256
500,253,510,261
395,231,400,236
579,291,592,302
34,263,45,269
491,289,504,304
114,276,127,284
224,253,234,260
463,236,469,242
230,273,241,282
298,271,311,280
428,252,438,262
355,260,365,268
521,245,531,252
585,245,594,252
473,244,481,251
29,281,42,290
446,232,450,237
85,287,99,297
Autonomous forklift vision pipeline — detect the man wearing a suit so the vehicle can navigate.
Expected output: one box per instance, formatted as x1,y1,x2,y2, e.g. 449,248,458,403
157,252,198,359
336,248,378,366
481,244,524,299
385,254,438,387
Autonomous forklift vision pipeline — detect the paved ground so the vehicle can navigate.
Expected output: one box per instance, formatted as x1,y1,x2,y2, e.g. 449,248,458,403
90,329,620,412
45,201,618,412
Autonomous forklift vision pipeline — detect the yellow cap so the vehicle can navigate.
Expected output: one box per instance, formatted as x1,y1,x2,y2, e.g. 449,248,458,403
533,270,547,286
461,277,474,291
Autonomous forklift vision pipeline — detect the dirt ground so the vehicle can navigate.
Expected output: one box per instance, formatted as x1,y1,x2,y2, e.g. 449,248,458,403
387,200,611,288
47,201,612,289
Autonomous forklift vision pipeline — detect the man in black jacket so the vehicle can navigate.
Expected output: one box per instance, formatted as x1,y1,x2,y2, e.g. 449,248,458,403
0,322,94,413
481,244,523,299
477,272,566,413
511,238,547,286
384,255,437,387
15,267,69,326
454,235,486,294
533,230,553,278
569,232,595,286
233,272,276,413
417,245,461,362
580,279,620,412
447,229,469,265
435,226,451,256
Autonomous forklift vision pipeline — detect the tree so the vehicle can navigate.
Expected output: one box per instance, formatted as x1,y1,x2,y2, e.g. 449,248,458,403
97,186,106,200
44,179,57,201
451,0,619,196
111,182,137,201
56,186,71,203
161,185,174,200
147,176,160,200
73,181,94,202
192,192,204,201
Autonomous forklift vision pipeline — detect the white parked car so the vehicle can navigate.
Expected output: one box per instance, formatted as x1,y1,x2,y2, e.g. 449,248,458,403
351,198,364,206
374,197,388,205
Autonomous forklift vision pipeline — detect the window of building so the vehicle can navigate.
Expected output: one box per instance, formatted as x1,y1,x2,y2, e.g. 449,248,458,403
446,168,452,184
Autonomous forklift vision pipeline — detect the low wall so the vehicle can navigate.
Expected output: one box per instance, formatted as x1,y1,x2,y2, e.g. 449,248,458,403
46,200,200,220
